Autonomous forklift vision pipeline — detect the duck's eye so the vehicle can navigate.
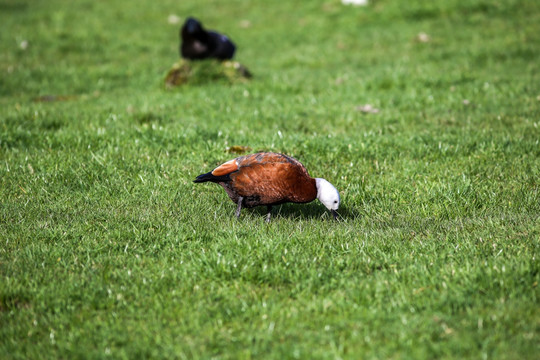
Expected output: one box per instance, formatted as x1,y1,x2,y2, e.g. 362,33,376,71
334,201,338,203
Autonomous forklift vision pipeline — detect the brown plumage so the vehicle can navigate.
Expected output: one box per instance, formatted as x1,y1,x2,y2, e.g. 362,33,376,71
194,152,340,221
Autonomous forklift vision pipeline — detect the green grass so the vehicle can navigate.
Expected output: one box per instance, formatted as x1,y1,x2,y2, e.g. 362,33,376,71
1,0,539,358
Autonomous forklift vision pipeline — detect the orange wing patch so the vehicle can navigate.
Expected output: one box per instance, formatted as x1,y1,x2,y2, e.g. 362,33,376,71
212,159,238,176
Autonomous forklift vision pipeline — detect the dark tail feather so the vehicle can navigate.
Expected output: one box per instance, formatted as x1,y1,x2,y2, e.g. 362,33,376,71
193,171,230,183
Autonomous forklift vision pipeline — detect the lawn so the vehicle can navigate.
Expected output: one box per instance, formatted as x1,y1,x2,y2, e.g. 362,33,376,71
1,0,539,359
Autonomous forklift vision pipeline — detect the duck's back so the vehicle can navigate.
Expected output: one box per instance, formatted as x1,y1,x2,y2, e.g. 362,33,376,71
225,153,317,207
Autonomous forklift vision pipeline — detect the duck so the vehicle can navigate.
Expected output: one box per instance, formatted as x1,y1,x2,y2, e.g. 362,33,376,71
194,152,340,221
180,17,236,61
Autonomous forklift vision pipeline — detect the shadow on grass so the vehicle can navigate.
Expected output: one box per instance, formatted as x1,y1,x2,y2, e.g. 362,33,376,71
248,202,359,222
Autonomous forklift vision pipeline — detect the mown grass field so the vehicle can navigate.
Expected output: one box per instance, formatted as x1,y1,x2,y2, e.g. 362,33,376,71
1,0,539,358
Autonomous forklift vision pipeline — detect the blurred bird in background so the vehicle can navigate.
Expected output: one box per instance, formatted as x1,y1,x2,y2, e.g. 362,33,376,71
165,16,251,87
180,17,236,60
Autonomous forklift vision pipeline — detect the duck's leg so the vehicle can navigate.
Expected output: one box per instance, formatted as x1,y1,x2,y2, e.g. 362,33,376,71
235,196,243,219
265,206,272,223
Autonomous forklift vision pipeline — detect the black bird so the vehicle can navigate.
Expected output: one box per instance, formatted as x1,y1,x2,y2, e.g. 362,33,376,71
180,17,236,61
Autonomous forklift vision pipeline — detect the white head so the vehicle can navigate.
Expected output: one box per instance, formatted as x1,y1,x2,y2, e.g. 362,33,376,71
315,178,340,220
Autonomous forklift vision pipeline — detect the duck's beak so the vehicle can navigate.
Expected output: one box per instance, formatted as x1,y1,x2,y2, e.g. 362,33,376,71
331,209,338,220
